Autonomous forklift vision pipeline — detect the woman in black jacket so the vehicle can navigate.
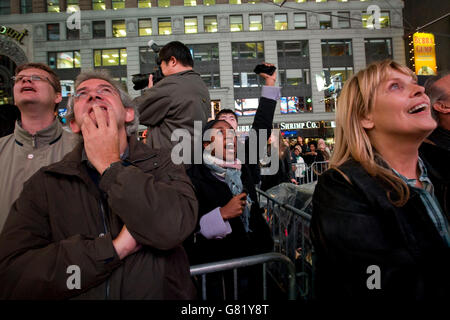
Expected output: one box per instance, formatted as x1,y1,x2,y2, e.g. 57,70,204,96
311,60,450,300
185,120,273,299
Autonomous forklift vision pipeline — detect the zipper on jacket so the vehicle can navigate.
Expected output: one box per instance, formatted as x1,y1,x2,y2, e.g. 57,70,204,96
99,200,110,300
31,134,36,148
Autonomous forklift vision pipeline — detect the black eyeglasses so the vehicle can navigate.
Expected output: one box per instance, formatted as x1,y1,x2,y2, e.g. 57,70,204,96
12,75,58,90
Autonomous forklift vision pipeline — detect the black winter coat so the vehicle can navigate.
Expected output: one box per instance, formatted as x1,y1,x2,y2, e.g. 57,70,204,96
311,158,450,300
185,164,274,265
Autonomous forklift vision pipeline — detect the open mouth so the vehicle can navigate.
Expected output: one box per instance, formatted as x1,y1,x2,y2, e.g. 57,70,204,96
21,87,36,93
407,103,427,114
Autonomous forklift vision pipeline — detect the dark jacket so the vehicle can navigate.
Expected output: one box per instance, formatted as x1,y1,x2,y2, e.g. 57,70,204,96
0,138,198,299
311,158,450,300
260,152,294,192
185,164,273,265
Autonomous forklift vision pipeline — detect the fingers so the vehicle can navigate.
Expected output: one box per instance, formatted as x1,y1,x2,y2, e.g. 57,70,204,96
92,105,107,129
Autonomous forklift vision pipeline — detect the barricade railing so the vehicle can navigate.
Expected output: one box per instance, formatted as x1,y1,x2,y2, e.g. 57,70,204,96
190,252,296,300
293,161,329,185
256,188,315,300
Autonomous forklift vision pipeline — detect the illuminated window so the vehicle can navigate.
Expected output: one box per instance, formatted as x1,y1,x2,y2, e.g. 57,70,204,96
232,42,264,60
112,20,126,37
67,0,79,12
338,11,350,28
48,51,81,69
185,17,198,34
204,16,218,33
47,0,60,12
234,98,259,116
158,18,172,35
92,0,105,10
321,39,352,57
139,19,152,36
249,15,262,31
316,0,327,2
112,0,125,10
230,15,243,32
280,96,312,114
158,0,170,7
20,0,32,14
93,21,106,38
204,0,215,5
94,49,127,67
275,14,288,31
188,43,219,61
362,11,390,29
295,0,306,2
184,0,197,6
47,23,60,41
294,13,307,29
138,0,151,8
319,13,331,29
322,67,353,112
248,0,261,4
229,0,241,4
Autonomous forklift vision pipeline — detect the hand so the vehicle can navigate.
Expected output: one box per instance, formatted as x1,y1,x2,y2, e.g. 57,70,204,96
259,62,277,86
112,225,142,260
81,105,121,175
220,193,247,220
291,178,298,185
147,74,154,89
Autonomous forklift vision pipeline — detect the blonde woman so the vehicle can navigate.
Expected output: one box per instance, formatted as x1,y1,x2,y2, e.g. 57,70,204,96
311,60,450,300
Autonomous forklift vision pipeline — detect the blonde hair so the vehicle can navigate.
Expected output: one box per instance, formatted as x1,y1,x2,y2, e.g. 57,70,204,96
331,60,416,207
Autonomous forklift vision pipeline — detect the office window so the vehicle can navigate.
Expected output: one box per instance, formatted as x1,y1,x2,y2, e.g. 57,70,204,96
93,21,106,38
185,17,198,34
234,98,259,117
365,38,392,64
249,15,262,31
278,69,310,86
321,39,352,57
362,11,390,29
67,0,79,12
204,16,218,33
319,13,331,29
232,42,264,60
233,72,261,88
112,20,126,38
338,12,350,28
294,13,307,29
277,40,309,60
248,0,261,3
316,0,327,2
47,0,60,12
112,0,125,10
296,0,306,2
204,0,215,5
323,66,353,112
0,1,10,15
229,0,241,4
184,0,197,5
138,0,151,7
67,26,80,40
47,23,60,41
188,44,219,62
92,0,106,10
20,0,33,14
158,18,172,35
139,19,152,36
158,0,170,7
275,14,288,31
201,74,220,88
48,51,81,69
94,49,127,67
230,15,243,32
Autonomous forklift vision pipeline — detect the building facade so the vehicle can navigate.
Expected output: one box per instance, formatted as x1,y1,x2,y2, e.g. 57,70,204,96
0,0,406,141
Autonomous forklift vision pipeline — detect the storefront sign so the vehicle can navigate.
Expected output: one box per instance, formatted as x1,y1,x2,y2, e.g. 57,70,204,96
0,25,28,45
280,121,320,130
413,32,437,75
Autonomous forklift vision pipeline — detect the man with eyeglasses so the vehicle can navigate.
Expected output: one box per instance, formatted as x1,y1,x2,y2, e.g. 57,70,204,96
0,63,78,230
0,70,197,299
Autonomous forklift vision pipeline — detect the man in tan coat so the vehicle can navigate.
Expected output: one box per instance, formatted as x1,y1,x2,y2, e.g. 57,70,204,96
0,63,78,230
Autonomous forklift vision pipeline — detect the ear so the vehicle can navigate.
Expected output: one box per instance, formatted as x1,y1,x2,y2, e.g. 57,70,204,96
169,56,177,67
361,114,374,130
433,101,450,114
54,92,62,104
69,119,81,133
125,107,135,123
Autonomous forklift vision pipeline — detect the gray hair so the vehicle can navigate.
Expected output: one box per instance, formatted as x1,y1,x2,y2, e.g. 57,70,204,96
65,69,139,136
424,70,450,119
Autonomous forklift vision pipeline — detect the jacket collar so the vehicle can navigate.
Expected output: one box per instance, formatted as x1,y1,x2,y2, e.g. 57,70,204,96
14,118,63,148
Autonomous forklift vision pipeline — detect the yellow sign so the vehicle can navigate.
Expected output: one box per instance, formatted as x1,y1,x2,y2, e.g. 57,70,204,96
413,32,437,75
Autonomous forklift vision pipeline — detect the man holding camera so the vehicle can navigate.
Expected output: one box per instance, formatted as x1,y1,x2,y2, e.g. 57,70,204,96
135,41,210,153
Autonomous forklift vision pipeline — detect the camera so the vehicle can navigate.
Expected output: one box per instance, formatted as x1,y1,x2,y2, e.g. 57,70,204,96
253,64,277,76
132,40,164,91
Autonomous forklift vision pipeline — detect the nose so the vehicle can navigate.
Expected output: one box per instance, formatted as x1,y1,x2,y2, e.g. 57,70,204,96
87,92,103,101
411,83,425,97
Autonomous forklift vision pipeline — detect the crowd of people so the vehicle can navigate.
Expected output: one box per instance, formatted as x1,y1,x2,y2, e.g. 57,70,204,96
0,40,448,300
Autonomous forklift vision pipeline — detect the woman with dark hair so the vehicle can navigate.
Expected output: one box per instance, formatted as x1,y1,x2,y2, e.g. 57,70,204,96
311,60,450,300
185,119,273,299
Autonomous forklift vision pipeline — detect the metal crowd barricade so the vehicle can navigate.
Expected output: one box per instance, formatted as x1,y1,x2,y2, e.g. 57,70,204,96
294,161,329,185
256,188,315,300
190,252,296,300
